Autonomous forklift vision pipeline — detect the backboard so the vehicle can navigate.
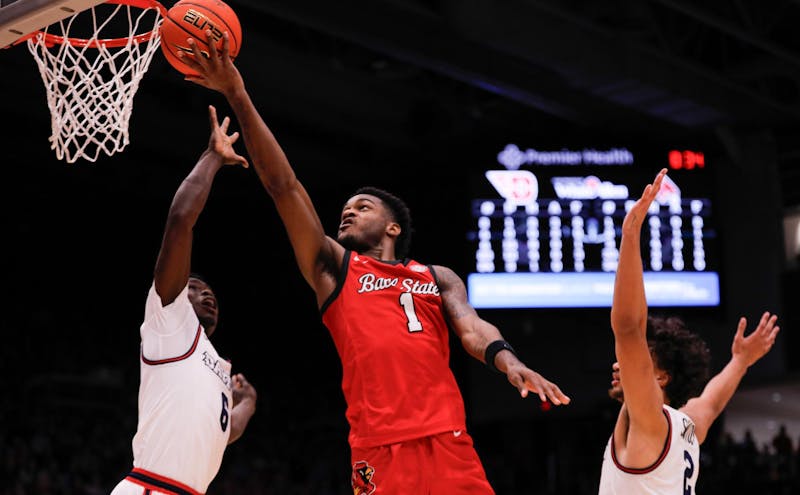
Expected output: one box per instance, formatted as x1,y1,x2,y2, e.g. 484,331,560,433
0,0,106,48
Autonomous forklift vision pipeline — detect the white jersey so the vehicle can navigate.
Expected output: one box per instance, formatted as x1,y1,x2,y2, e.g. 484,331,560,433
114,283,232,495
598,405,700,495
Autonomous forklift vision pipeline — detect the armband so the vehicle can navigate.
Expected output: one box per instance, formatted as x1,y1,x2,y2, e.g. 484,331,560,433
484,340,517,374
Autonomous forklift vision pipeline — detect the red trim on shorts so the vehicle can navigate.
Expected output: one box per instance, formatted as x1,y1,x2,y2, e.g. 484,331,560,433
141,325,203,365
610,408,672,474
125,468,203,495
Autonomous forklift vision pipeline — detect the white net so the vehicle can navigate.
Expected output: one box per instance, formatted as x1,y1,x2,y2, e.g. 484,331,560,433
25,0,165,163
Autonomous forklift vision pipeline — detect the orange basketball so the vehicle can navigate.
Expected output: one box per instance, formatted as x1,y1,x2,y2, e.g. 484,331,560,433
159,0,242,76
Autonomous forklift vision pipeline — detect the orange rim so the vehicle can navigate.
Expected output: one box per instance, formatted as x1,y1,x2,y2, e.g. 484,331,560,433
21,0,167,48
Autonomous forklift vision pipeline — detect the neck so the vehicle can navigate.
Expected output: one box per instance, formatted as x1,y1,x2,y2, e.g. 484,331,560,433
359,243,396,261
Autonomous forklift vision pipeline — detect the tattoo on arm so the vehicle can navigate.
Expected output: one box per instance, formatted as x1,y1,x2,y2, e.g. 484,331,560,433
437,266,471,320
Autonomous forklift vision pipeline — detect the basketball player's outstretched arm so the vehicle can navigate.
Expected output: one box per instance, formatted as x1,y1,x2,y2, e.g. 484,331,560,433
435,264,571,406
153,105,248,305
681,312,779,444
609,169,669,434
228,373,257,444
181,31,344,301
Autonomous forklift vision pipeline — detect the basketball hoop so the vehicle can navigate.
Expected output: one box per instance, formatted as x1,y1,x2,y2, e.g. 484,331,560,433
24,0,167,163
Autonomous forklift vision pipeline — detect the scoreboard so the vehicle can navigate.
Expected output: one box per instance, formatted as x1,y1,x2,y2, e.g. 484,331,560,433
466,143,720,309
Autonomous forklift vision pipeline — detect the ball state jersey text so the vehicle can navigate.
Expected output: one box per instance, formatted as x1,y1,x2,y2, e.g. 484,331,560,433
321,250,466,448
598,405,700,495
130,283,233,493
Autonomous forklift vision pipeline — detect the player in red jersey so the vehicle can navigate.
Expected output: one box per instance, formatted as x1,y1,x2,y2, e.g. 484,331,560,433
180,31,570,494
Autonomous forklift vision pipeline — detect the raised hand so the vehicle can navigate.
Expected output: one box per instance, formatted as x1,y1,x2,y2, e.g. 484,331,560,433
206,105,248,168
179,30,244,95
731,312,780,368
621,168,667,236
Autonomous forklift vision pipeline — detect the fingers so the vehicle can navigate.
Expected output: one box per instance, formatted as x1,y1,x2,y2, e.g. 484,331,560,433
762,313,780,341
735,316,747,340
648,169,667,198
652,168,667,189
180,37,203,69
640,184,653,201
758,311,770,330
220,115,231,133
738,312,780,361
527,383,570,406
516,373,571,406
232,373,252,389
770,324,781,342
220,31,231,62
207,104,218,127
753,312,778,338
641,168,667,203
178,33,213,73
205,29,218,59
539,384,571,405
179,29,233,72
235,153,249,169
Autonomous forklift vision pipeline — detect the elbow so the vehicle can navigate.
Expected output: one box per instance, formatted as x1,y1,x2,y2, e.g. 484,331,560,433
610,310,645,337
227,429,243,445
165,209,194,232
263,172,300,199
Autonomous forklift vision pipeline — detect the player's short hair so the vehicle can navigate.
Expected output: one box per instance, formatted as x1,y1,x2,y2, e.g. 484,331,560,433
189,271,213,288
354,186,413,259
647,315,711,408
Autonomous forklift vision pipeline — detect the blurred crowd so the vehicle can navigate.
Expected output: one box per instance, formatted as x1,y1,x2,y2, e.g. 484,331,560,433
2,371,799,495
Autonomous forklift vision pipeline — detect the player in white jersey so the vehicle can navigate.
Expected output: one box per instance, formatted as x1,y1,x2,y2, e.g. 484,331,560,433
599,168,780,495
110,105,257,495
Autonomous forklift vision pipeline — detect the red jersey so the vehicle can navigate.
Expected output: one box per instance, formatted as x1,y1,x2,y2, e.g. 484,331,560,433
321,250,467,448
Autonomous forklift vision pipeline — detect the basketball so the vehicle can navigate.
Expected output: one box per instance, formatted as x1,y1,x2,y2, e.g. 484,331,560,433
159,0,242,76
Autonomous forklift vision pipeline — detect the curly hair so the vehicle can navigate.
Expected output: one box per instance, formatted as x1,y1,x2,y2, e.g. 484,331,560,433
647,315,711,408
354,186,413,259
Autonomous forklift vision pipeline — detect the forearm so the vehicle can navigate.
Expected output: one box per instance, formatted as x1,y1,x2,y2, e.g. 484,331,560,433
227,398,256,445
460,321,524,374
169,150,224,224
697,357,749,417
224,86,297,196
610,234,648,334
457,318,502,361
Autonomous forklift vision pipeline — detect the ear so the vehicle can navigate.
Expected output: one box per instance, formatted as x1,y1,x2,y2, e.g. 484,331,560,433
655,369,671,389
386,221,401,239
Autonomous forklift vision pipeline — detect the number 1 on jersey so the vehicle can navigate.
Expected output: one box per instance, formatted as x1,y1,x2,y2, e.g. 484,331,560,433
399,292,423,332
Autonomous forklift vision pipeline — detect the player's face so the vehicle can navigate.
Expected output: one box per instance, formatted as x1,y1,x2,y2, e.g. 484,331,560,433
337,194,393,253
188,277,219,337
607,361,624,403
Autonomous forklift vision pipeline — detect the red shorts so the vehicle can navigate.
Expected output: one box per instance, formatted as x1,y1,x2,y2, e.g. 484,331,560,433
350,430,495,495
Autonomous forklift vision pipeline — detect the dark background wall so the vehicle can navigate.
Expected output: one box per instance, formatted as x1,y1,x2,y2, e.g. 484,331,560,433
2,1,800,494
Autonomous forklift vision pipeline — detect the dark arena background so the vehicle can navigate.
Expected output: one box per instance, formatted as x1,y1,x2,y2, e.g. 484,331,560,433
2,1,800,494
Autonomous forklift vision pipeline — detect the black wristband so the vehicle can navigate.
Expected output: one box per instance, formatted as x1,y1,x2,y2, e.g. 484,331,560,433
485,340,517,374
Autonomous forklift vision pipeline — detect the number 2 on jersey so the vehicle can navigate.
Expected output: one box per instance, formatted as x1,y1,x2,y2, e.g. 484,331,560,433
683,450,695,494
399,292,423,332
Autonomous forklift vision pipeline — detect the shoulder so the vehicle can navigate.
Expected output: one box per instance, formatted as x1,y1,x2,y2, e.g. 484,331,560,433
428,264,460,285
678,399,713,444
145,281,190,314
